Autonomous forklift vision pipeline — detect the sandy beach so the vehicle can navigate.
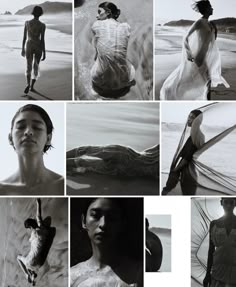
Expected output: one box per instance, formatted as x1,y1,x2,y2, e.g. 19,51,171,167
0,198,68,287
74,0,153,100
0,14,72,100
66,103,159,195
155,26,236,100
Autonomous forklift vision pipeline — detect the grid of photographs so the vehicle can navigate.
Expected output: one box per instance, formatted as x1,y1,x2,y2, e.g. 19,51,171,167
0,0,235,286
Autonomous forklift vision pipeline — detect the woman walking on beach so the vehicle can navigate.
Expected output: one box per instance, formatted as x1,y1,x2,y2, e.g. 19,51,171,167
21,6,46,94
160,0,229,101
203,197,236,287
91,2,135,98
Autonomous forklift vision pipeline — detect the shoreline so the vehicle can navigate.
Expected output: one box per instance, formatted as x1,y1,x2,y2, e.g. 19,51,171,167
155,30,236,100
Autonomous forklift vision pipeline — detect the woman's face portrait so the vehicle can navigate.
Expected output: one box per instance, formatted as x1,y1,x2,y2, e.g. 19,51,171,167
10,111,51,155
96,7,109,20
221,198,236,214
205,3,213,16
83,198,125,246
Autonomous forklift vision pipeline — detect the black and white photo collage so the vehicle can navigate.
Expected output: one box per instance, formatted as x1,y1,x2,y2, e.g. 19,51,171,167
0,0,235,286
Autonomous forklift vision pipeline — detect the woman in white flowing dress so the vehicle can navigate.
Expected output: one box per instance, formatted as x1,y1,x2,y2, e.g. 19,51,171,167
160,0,229,101
91,2,135,98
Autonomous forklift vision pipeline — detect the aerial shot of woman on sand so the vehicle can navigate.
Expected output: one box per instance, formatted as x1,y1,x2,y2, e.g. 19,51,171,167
0,104,64,195
21,6,46,94
17,198,56,286
160,0,229,101
70,197,143,286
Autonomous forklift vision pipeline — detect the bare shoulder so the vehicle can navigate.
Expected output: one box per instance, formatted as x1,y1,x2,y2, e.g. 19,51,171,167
193,18,206,29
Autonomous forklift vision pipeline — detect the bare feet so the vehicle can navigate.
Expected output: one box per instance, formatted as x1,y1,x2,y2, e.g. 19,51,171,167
24,85,30,94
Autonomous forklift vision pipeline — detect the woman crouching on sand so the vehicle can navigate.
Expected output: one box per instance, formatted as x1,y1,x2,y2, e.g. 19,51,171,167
91,2,136,98
67,144,159,179
70,198,143,286
21,6,46,94
0,104,63,195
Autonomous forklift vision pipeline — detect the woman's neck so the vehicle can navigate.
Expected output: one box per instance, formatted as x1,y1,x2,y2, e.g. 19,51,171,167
224,213,235,219
202,15,210,20
91,243,121,268
17,155,46,186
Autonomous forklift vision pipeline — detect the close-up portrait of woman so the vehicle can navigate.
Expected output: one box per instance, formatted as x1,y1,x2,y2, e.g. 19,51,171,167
70,197,143,286
192,197,236,287
0,103,64,195
75,0,153,100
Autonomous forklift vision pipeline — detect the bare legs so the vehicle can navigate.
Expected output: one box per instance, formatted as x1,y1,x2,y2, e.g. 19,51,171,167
25,51,42,94
17,255,37,285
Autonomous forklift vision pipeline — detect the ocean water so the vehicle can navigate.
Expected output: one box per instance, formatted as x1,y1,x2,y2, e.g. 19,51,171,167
0,198,68,287
67,103,159,152
162,123,236,177
0,14,72,74
155,25,236,56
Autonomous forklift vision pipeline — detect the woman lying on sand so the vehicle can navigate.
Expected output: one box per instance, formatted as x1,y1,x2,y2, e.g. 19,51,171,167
71,198,143,287
160,0,229,100
162,110,205,195
203,198,236,287
21,6,46,94
90,2,136,98
0,104,63,195
67,144,159,179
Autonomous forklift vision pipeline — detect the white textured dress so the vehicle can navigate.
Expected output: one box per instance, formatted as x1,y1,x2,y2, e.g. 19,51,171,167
160,19,229,100
91,19,135,96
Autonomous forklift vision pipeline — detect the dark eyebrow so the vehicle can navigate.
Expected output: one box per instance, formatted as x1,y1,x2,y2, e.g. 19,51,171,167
15,119,44,125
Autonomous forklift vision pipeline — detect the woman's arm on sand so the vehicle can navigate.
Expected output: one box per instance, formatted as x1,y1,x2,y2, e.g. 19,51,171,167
21,22,27,57
203,221,216,287
41,24,46,61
